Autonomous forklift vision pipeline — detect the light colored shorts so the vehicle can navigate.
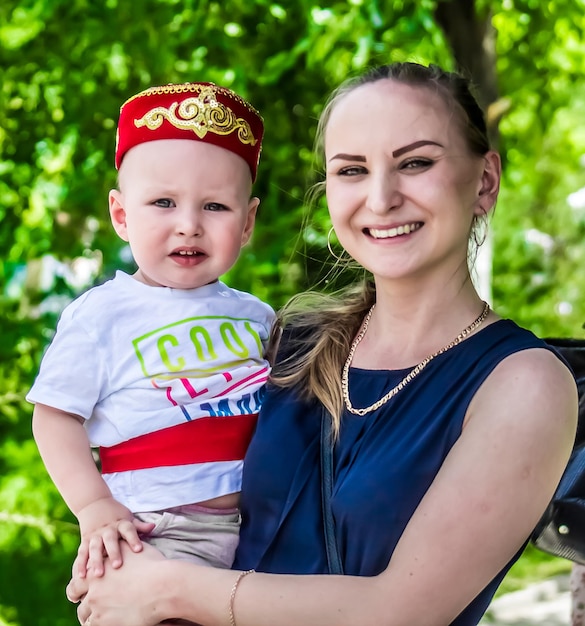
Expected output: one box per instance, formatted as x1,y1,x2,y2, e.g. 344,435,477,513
135,503,240,569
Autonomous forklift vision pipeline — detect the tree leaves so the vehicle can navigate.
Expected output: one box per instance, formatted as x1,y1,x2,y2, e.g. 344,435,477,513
2,1,585,622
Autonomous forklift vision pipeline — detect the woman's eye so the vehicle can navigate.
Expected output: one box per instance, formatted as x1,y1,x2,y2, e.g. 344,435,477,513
153,198,174,208
337,165,367,176
401,158,433,170
204,202,229,212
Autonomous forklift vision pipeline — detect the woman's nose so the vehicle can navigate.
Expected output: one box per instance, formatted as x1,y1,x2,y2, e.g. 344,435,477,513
365,172,403,215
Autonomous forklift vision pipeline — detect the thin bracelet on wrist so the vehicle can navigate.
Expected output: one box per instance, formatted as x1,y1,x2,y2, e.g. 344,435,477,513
229,569,255,626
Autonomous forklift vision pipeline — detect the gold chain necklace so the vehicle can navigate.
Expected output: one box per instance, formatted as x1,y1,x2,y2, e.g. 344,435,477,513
342,301,490,416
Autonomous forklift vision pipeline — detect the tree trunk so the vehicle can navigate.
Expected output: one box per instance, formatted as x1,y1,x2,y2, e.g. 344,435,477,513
434,0,501,149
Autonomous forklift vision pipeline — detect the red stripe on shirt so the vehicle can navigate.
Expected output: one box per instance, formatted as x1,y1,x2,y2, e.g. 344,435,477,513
99,414,257,474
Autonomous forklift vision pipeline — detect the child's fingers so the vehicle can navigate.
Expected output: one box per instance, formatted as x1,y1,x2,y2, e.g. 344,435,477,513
118,519,146,552
87,535,107,577
75,541,90,578
133,517,156,537
103,531,124,568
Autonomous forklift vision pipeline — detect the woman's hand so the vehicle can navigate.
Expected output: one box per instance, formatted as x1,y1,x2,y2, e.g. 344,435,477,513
67,542,168,626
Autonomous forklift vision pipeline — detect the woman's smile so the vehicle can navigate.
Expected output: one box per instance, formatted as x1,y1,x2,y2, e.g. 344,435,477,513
367,222,423,239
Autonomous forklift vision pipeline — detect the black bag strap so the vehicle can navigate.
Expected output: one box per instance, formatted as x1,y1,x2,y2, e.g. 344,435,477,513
531,337,585,561
320,410,344,575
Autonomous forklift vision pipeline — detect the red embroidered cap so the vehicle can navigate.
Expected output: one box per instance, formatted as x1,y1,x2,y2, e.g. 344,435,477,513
115,82,264,181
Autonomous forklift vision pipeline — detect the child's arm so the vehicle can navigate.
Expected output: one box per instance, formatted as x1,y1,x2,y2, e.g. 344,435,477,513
31,403,154,576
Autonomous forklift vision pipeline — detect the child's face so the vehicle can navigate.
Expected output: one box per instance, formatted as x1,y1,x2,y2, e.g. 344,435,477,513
109,139,258,289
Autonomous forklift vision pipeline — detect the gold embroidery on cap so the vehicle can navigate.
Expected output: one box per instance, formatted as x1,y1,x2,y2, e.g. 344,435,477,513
133,85,257,146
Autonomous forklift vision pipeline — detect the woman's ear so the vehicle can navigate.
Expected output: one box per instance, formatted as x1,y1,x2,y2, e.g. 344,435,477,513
109,190,130,242
475,150,502,216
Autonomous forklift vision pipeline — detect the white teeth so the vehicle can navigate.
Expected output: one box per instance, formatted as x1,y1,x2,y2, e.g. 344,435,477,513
177,250,197,256
369,223,420,239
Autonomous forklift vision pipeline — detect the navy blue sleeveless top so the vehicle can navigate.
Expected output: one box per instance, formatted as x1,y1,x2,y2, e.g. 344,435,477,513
234,319,560,624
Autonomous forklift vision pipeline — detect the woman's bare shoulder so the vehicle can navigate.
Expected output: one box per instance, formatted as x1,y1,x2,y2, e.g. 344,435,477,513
466,345,578,451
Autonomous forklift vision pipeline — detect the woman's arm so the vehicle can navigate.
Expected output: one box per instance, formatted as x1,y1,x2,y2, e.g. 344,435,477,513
70,348,578,626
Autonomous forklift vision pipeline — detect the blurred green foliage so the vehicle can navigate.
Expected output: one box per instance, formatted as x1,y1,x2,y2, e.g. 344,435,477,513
1,0,585,623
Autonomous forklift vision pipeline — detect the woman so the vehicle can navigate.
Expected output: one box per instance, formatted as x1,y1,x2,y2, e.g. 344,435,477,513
68,62,578,626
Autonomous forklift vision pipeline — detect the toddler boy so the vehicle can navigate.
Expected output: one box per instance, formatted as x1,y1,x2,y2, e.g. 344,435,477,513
27,82,274,575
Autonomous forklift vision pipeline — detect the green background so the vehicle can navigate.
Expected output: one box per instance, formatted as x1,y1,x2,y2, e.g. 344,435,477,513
2,1,585,623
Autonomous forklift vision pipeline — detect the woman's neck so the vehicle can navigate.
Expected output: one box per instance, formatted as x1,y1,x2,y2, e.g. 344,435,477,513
350,282,491,370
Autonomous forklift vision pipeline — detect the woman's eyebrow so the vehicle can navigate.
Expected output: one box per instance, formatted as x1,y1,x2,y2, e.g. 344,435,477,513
329,141,444,162
392,140,443,157
328,153,367,163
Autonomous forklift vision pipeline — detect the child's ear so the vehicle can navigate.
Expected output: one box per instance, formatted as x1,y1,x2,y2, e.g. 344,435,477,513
241,197,259,246
475,151,501,216
109,190,129,242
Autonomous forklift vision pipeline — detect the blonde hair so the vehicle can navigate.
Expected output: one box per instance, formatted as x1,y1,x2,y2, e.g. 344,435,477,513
270,62,492,434
270,281,375,431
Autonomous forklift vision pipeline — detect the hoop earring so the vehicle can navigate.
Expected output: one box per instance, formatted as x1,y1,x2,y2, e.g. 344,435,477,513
327,227,344,262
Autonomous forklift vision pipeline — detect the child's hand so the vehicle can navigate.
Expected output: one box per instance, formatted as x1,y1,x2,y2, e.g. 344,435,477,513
75,496,155,578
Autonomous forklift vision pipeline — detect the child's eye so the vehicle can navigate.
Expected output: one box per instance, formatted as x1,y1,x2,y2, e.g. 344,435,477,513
401,158,433,171
153,198,175,208
204,202,229,212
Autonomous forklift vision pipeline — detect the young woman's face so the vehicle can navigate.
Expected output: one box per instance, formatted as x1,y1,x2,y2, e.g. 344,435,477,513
324,80,498,286
109,139,258,290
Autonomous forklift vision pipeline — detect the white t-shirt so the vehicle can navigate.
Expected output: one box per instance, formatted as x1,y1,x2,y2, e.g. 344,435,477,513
27,271,275,512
